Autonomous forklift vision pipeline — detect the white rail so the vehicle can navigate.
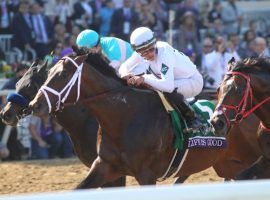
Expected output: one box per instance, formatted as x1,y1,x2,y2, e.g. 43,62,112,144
0,180,270,200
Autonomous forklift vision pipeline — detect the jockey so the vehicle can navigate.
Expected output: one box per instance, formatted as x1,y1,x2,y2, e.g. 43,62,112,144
76,29,133,73
119,27,204,130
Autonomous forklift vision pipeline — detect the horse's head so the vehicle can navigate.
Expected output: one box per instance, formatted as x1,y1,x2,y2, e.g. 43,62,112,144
211,57,270,135
0,60,48,125
29,50,123,116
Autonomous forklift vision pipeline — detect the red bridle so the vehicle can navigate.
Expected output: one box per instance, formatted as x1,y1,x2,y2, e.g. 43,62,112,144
216,71,270,131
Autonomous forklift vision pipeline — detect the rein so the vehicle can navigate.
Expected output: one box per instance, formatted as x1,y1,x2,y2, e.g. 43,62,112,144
217,71,270,130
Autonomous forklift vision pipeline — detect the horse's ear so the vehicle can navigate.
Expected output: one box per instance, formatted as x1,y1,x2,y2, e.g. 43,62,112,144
227,57,236,71
30,59,40,68
38,60,48,73
72,45,78,53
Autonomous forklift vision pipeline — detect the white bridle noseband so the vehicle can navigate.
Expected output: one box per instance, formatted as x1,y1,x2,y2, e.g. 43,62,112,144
39,56,83,113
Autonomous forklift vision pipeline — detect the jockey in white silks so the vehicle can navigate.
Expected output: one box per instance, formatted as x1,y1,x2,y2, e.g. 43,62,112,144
76,29,148,76
119,27,204,130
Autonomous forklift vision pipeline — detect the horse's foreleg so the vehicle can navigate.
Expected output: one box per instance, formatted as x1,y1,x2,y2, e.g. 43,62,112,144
76,157,121,189
101,176,126,188
135,168,156,185
258,130,270,159
174,176,189,184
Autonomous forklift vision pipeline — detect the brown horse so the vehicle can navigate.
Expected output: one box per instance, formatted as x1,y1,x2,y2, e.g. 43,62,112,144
211,57,270,179
28,51,261,188
0,60,125,187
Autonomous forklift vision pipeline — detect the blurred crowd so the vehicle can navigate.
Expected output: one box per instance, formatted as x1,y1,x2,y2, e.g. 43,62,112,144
0,0,270,161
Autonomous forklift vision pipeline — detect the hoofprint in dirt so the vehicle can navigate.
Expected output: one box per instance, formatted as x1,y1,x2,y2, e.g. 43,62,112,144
0,158,223,195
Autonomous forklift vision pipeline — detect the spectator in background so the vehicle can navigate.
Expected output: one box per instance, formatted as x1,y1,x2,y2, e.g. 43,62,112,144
10,1,35,54
0,0,15,34
238,29,256,58
28,113,63,159
208,0,222,26
248,19,263,37
138,1,156,29
53,121,74,158
112,0,123,9
149,0,168,40
97,0,115,37
184,48,196,64
173,11,199,53
30,2,54,59
221,0,243,35
71,24,82,37
53,23,68,46
214,35,240,75
173,0,199,29
0,142,9,160
110,0,139,41
226,32,241,60
198,1,210,30
207,19,226,39
251,37,269,58
53,0,73,28
72,0,96,30
1,61,29,90
195,37,220,89
60,35,75,57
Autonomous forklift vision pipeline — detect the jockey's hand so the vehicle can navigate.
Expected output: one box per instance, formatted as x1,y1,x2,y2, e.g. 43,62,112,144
127,76,145,86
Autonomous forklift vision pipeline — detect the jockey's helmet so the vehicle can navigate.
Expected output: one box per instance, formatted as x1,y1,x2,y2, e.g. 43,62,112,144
76,29,100,48
130,27,156,52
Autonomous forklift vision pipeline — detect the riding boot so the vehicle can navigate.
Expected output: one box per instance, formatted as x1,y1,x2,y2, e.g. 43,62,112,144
164,92,202,131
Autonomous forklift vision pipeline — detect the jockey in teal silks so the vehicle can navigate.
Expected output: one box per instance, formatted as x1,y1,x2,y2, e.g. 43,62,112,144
76,29,134,74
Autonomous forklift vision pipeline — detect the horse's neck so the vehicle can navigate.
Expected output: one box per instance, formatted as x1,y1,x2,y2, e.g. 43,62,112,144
82,89,166,134
79,70,123,105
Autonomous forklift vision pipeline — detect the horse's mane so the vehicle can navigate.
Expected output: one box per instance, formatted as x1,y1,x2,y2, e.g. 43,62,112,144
72,46,126,85
232,57,270,74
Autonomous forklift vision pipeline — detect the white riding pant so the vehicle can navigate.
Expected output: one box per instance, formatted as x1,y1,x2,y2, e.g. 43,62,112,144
175,70,203,99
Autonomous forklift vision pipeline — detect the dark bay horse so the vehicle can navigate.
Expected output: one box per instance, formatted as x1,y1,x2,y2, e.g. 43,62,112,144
211,57,270,179
0,60,125,188
28,52,261,188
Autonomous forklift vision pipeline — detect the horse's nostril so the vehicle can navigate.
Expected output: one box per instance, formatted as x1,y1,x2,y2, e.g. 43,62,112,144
22,108,30,114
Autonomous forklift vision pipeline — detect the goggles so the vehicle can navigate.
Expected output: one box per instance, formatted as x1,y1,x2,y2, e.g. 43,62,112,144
132,37,156,51
136,45,156,57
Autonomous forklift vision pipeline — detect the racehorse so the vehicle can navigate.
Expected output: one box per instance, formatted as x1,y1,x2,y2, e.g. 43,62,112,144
0,59,125,188
211,57,270,179
28,51,261,188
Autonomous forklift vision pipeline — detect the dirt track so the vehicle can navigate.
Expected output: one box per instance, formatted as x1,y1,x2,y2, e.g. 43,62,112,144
0,158,223,195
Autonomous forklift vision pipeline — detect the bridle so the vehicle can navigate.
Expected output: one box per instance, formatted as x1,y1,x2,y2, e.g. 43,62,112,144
216,71,270,131
38,56,126,113
39,56,83,113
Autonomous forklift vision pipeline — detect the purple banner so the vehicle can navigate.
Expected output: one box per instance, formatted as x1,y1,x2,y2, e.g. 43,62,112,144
188,136,227,148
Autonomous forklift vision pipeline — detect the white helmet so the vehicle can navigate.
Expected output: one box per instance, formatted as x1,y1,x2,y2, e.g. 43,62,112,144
130,27,156,51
